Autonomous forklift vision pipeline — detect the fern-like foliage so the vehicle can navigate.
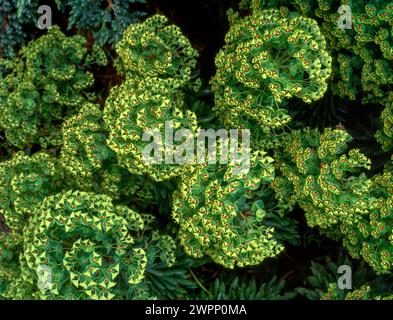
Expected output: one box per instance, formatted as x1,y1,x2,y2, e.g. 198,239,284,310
273,128,393,274
138,215,199,299
59,0,148,46
290,0,393,105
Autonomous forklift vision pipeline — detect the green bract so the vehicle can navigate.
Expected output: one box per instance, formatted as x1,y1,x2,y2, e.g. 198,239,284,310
376,92,393,152
0,26,107,149
0,152,64,233
274,128,372,229
61,102,114,179
0,1,392,301
291,0,393,105
173,151,289,268
0,232,24,299
60,101,156,207
212,9,332,134
115,14,198,87
274,128,393,274
104,78,199,182
322,283,393,300
18,190,147,300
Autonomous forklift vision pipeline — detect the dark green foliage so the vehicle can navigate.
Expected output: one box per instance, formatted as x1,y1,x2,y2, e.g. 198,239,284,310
198,274,297,300
16,0,148,46
297,250,393,300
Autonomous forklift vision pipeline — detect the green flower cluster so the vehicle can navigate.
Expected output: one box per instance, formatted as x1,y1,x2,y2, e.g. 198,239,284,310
273,128,393,274
172,150,298,268
212,8,332,135
0,15,203,300
0,232,24,298
1,0,392,301
322,283,393,300
114,14,198,87
18,190,147,300
105,15,200,182
60,101,156,207
291,0,393,105
0,26,107,149
0,187,182,300
273,128,371,229
61,103,113,179
376,92,393,152
104,78,199,182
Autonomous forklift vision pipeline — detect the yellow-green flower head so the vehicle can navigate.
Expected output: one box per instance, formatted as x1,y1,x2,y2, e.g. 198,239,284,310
211,9,332,133
274,127,393,275
61,103,114,179
172,151,289,269
0,26,106,149
19,190,147,300
287,0,393,105
0,152,64,233
104,77,199,182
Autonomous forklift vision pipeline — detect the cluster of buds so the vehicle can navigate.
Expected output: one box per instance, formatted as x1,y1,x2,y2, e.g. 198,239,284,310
322,282,393,300
104,15,200,182
0,152,64,233
376,92,393,152
61,103,114,180
290,0,393,105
